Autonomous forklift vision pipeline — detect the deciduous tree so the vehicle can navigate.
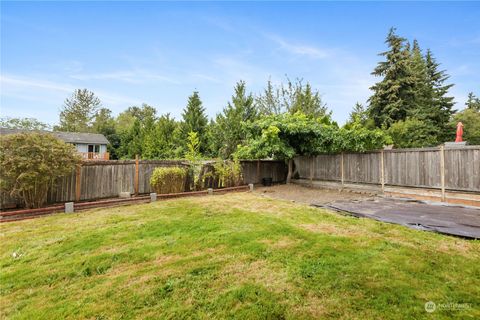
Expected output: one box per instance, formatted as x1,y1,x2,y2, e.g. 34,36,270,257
0,117,50,130
0,133,80,208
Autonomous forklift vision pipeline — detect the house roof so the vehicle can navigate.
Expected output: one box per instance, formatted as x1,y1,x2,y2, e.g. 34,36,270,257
0,128,109,144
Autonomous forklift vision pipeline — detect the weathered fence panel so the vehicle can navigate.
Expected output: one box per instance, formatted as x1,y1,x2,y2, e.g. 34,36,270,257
344,152,381,184
294,146,480,192
294,156,313,180
384,148,441,188
313,155,342,181
444,148,480,191
241,160,288,184
2,159,287,209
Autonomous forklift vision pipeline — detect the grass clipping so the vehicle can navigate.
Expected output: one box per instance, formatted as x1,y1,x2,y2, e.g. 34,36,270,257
150,166,187,194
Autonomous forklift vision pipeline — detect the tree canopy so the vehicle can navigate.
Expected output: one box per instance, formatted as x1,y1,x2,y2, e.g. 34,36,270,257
0,117,50,130
56,89,101,132
213,81,258,158
235,113,390,160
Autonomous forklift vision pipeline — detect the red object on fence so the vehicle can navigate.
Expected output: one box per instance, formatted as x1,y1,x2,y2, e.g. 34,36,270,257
455,122,464,142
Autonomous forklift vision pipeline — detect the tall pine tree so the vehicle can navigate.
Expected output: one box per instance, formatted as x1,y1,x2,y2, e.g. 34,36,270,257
56,89,101,132
368,28,415,127
368,29,456,146
465,92,480,112
424,50,455,137
408,40,430,118
214,81,257,158
181,91,208,153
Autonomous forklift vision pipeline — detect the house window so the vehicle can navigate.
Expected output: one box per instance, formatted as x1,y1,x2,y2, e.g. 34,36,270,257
88,145,100,153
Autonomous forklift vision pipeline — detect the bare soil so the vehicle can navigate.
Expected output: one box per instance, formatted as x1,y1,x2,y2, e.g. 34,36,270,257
254,183,374,205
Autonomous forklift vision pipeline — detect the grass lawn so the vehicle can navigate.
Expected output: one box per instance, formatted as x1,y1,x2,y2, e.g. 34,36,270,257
1,192,479,319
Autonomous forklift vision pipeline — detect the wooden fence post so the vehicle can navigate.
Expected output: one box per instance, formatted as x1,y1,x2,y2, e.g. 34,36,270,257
380,150,385,193
440,146,445,202
256,160,261,184
75,164,81,202
309,157,314,186
341,153,344,189
134,155,139,196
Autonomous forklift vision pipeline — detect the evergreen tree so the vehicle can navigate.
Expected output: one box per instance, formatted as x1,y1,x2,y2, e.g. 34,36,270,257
256,78,284,115
115,104,157,159
465,92,480,111
118,118,143,159
181,91,208,153
424,49,455,140
288,81,329,119
368,28,414,127
56,89,101,132
92,108,115,135
408,40,430,118
203,119,218,158
91,108,120,159
214,81,257,158
348,102,367,123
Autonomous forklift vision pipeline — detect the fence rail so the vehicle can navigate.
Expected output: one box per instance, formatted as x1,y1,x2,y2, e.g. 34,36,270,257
1,159,287,210
294,146,480,194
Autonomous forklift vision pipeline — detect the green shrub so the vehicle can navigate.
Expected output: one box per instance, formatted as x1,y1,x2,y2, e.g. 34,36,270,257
0,132,80,208
150,167,187,194
212,159,243,188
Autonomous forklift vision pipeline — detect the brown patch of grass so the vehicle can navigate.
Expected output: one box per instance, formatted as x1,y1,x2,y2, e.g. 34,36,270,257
299,222,365,237
221,259,292,294
260,236,302,249
194,192,303,216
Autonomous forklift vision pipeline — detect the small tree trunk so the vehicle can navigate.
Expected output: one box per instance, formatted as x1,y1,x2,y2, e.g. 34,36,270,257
286,159,293,184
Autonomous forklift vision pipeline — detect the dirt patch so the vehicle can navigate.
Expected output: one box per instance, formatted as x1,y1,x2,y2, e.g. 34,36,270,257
254,184,372,205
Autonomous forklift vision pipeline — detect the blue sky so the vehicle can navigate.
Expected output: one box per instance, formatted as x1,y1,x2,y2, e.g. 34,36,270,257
1,1,479,125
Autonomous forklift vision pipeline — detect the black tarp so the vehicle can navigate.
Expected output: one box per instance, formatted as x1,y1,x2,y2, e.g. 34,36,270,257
313,198,480,239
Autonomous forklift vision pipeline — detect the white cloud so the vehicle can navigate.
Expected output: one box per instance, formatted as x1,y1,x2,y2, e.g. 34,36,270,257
266,34,330,59
0,74,142,112
69,69,180,85
190,73,221,83
1,75,74,93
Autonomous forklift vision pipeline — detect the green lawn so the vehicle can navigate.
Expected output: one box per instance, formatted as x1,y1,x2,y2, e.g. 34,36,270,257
1,192,479,319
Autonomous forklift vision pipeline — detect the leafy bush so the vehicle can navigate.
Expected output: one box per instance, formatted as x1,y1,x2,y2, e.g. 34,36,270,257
387,118,440,148
0,132,80,208
184,131,203,190
450,109,480,145
212,159,243,188
150,167,187,194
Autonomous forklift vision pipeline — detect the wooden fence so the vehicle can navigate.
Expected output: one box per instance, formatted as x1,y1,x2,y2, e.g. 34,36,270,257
294,146,480,195
1,159,287,209
241,160,288,185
